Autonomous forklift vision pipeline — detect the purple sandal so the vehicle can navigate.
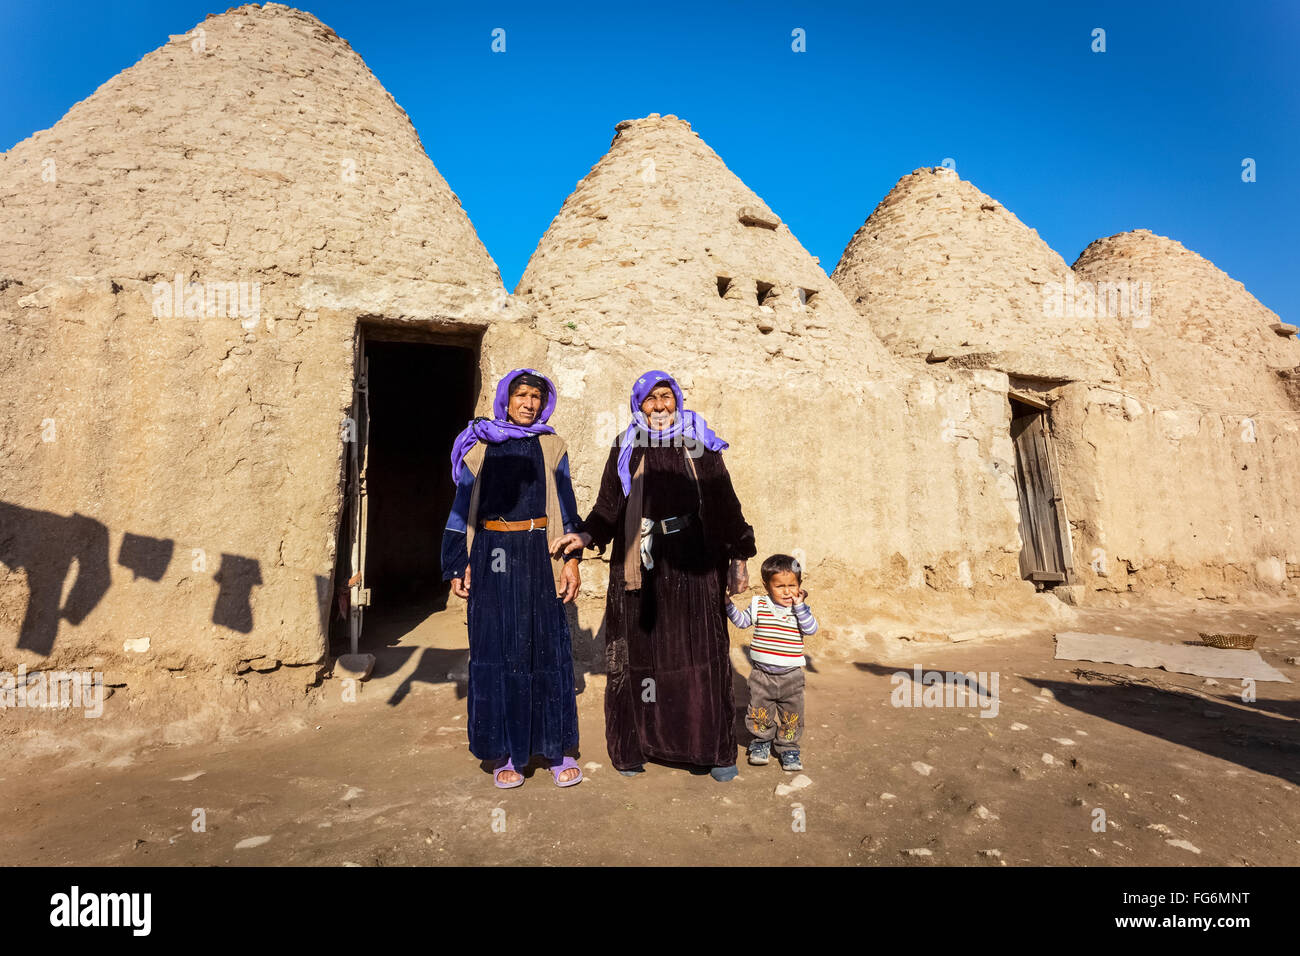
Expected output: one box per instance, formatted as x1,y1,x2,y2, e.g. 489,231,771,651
493,758,524,789
550,756,583,788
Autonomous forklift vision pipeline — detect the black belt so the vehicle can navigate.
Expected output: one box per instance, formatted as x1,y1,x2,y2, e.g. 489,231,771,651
648,514,694,535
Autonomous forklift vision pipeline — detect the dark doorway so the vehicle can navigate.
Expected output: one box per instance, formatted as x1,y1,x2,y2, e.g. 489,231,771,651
1009,396,1072,588
366,337,478,602
329,330,480,654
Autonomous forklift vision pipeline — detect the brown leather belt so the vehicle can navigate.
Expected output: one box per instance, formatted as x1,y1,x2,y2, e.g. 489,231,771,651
480,516,548,532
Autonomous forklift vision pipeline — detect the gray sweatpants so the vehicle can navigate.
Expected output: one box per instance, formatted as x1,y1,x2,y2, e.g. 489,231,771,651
746,666,805,752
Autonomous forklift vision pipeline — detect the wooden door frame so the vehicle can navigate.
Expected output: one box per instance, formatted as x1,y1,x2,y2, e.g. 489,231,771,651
333,320,486,648
1009,397,1074,587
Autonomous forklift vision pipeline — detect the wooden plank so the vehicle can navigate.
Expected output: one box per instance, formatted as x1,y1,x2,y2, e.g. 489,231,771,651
1014,435,1036,578
1025,418,1051,571
1040,427,1063,570
1041,419,1074,574
348,345,371,652
1011,407,1075,584
1031,427,1063,574
1008,388,1050,410
1012,415,1045,577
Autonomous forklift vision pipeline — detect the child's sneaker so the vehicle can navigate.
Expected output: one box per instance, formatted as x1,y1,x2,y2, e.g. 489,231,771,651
747,740,771,765
778,749,803,772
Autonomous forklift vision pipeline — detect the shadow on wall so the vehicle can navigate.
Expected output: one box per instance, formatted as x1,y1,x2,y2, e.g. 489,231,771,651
0,500,273,657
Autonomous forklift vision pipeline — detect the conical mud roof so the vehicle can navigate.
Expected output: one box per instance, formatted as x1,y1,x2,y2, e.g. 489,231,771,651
516,114,898,385
832,168,1123,382
1073,229,1299,407
0,3,502,311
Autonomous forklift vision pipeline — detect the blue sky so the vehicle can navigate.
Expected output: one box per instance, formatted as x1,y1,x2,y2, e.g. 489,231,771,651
2,1,1297,321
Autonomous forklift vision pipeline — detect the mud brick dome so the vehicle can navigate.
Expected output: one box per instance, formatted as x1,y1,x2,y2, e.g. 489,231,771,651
0,2,503,315
831,167,1140,384
517,113,899,385
1073,229,1300,409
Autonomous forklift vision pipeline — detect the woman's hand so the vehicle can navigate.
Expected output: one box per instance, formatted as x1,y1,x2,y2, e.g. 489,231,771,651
727,559,749,596
558,558,581,604
550,531,593,558
450,563,471,599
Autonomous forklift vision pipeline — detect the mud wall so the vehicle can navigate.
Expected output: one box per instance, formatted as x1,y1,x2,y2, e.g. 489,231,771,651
0,278,519,676
0,279,356,676
515,345,1069,636
1051,382,1300,601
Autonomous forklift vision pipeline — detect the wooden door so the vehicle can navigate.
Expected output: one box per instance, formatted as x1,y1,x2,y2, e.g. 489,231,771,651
346,343,372,652
1010,405,1070,585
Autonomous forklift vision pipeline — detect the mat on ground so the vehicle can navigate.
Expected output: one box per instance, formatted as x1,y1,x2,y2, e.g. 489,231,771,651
1053,632,1291,682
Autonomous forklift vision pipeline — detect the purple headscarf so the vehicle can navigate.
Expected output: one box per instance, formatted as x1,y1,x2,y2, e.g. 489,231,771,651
450,368,558,482
616,370,728,495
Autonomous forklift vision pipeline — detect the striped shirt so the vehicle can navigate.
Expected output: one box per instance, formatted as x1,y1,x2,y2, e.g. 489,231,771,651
727,595,817,669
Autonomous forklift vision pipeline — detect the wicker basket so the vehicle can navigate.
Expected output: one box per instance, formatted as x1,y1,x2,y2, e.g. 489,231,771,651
1198,631,1258,650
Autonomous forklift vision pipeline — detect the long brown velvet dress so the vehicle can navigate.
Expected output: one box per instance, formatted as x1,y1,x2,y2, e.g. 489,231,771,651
583,439,756,770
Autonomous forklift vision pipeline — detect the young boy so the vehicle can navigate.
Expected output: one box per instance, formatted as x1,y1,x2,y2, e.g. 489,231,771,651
726,554,818,771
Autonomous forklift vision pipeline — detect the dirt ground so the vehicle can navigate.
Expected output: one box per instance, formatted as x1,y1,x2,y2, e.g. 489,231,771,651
2,596,1298,867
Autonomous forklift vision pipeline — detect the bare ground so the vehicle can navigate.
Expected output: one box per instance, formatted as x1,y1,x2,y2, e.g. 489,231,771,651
2,597,1298,866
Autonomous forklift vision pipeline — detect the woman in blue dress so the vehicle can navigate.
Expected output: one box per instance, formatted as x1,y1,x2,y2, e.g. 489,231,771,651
441,369,585,788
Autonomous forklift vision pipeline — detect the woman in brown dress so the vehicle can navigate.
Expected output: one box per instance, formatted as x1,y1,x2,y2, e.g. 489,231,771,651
552,371,755,781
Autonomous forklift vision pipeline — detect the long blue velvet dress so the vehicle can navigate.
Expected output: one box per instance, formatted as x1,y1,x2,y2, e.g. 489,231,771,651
440,435,581,769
